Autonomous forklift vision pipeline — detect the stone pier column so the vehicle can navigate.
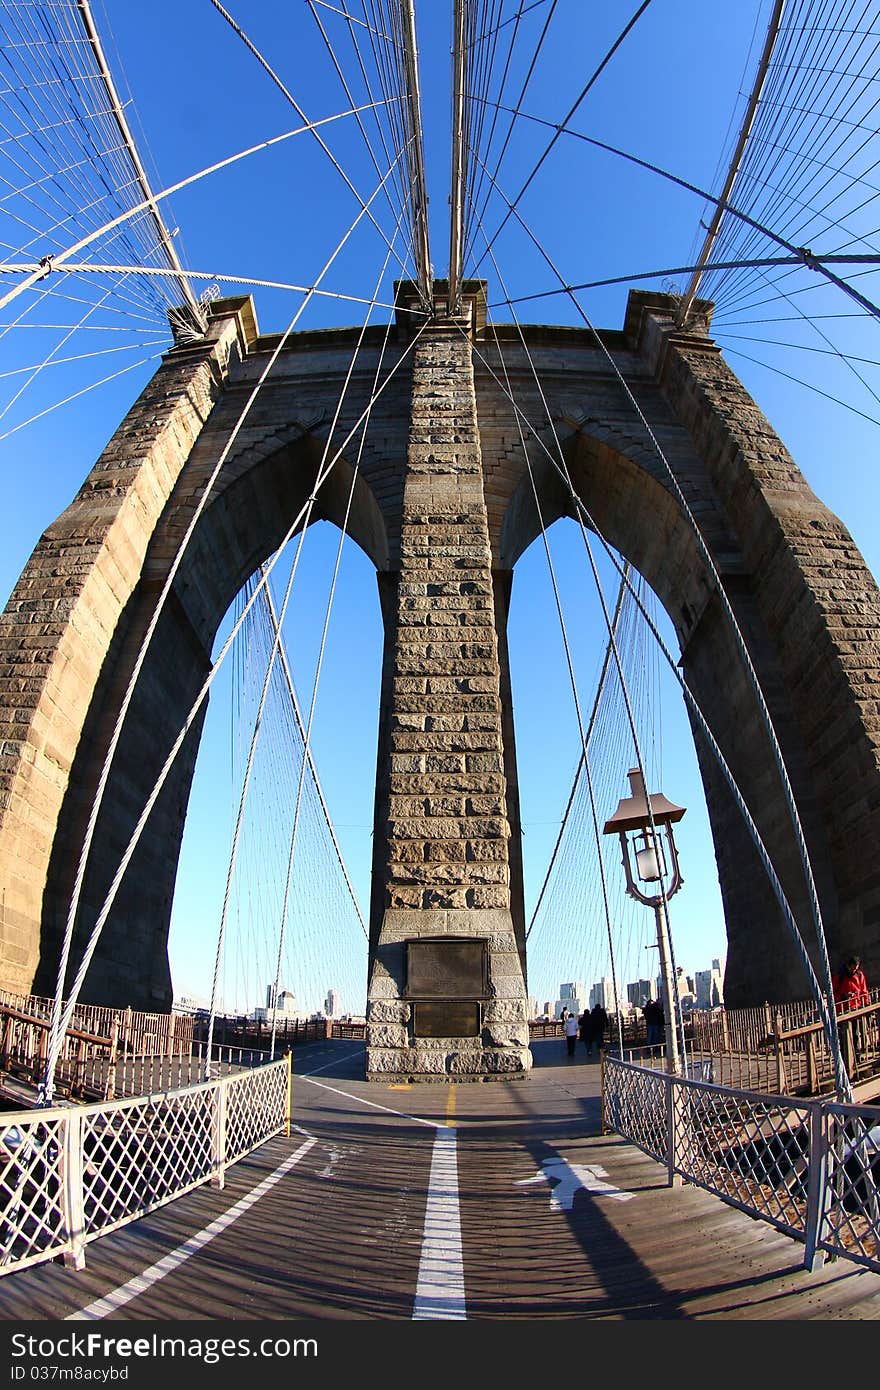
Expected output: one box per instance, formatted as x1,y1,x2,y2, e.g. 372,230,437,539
366,313,531,1080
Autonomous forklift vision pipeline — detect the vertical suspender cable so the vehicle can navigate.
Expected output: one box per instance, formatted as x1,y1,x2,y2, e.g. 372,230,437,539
448,0,467,313
399,0,433,303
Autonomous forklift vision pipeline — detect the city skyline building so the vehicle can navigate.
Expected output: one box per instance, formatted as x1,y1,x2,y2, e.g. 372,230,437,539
627,979,656,1007
555,981,588,1018
546,956,726,1020
590,977,619,1012
253,983,297,1023
695,958,725,1008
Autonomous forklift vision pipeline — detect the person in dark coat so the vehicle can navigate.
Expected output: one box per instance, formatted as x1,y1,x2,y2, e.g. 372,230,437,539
586,1003,608,1057
579,1008,593,1055
643,997,664,1054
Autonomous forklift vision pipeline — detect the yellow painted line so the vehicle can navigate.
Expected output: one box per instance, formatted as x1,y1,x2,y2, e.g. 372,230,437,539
445,1083,457,1127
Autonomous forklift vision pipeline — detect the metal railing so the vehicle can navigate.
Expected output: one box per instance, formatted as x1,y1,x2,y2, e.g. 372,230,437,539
0,1055,290,1277
603,1051,880,1273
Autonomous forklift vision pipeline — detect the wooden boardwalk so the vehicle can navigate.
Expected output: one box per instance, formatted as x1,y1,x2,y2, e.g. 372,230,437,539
1,1039,879,1323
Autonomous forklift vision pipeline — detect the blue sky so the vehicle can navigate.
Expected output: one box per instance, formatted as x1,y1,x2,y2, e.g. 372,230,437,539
1,2,878,1015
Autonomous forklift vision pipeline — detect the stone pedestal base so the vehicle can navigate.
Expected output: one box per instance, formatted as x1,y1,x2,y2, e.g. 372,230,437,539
366,908,532,1081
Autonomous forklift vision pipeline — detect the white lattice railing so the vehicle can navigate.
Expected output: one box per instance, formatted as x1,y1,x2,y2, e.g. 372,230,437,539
0,1056,290,1277
603,1053,880,1273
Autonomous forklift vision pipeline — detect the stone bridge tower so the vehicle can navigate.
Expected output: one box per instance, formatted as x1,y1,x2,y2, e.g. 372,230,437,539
1,280,879,1079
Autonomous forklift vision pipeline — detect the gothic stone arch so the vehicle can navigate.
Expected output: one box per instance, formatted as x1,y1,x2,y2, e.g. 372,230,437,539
0,285,877,1078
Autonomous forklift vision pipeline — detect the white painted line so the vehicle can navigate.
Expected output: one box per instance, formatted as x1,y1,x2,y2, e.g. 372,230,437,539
298,1046,366,1077
300,1075,441,1129
412,1128,466,1320
515,1157,634,1211
66,1138,317,1320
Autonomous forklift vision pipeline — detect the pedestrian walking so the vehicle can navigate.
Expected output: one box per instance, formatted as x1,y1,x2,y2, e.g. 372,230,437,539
833,955,869,1010
588,1002,609,1057
833,954,871,1063
564,1010,579,1058
643,997,664,1054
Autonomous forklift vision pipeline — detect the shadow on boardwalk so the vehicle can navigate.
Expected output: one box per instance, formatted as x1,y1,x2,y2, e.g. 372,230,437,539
0,1039,877,1322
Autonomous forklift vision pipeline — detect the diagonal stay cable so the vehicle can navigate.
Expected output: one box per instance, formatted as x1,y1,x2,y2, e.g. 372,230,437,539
306,0,419,275
677,0,786,324
0,346,162,442
469,0,655,277
463,0,558,271
40,149,411,1101
207,211,407,1065
464,300,851,1096
465,142,858,1089
467,137,846,1067
470,212,681,1059
0,97,398,313
208,0,414,285
468,94,880,321
487,318,627,1055
43,310,428,1099
74,0,203,327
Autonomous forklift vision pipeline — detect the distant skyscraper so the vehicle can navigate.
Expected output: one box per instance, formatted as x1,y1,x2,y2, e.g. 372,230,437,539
695,962,725,1008
590,977,618,1011
325,989,339,1018
254,985,297,1023
556,982,587,1017
627,979,655,1007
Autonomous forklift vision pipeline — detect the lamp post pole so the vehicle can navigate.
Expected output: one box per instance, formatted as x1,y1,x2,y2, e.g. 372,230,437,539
653,902,681,1076
603,768,687,1076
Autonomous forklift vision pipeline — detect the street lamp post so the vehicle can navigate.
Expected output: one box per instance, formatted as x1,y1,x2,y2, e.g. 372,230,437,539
603,768,686,1074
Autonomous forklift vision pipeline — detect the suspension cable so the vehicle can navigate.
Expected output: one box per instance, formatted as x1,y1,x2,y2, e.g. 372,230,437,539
0,99,398,314
464,316,851,1098
75,0,203,327
466,144,847,1057
526,570,630,939
207,0,414,287
677,0,786,324
469,214,680,1059
40,151,411,1101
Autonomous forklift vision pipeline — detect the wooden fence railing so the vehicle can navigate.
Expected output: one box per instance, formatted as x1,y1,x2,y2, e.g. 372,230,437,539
191,1016,332,1050
685,992,880,1096
0,1002,115,1099
0,989,193,1057
689,989,880,1055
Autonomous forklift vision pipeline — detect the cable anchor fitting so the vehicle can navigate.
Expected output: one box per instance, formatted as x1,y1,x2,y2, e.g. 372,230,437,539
38,254,54,276
798,246,821,271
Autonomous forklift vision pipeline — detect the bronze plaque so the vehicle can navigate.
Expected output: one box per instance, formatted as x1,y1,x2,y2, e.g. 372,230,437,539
413,1001,481,1038
405,939,487,999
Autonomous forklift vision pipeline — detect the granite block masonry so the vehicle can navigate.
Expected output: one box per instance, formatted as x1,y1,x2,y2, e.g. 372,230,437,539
365,311,532,1079
0,281,879,1035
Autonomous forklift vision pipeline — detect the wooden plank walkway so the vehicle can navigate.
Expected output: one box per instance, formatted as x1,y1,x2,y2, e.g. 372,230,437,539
0,1039,878,1322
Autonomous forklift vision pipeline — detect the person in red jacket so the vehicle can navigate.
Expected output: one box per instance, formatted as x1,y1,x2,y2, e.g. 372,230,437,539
833,955,869,1010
